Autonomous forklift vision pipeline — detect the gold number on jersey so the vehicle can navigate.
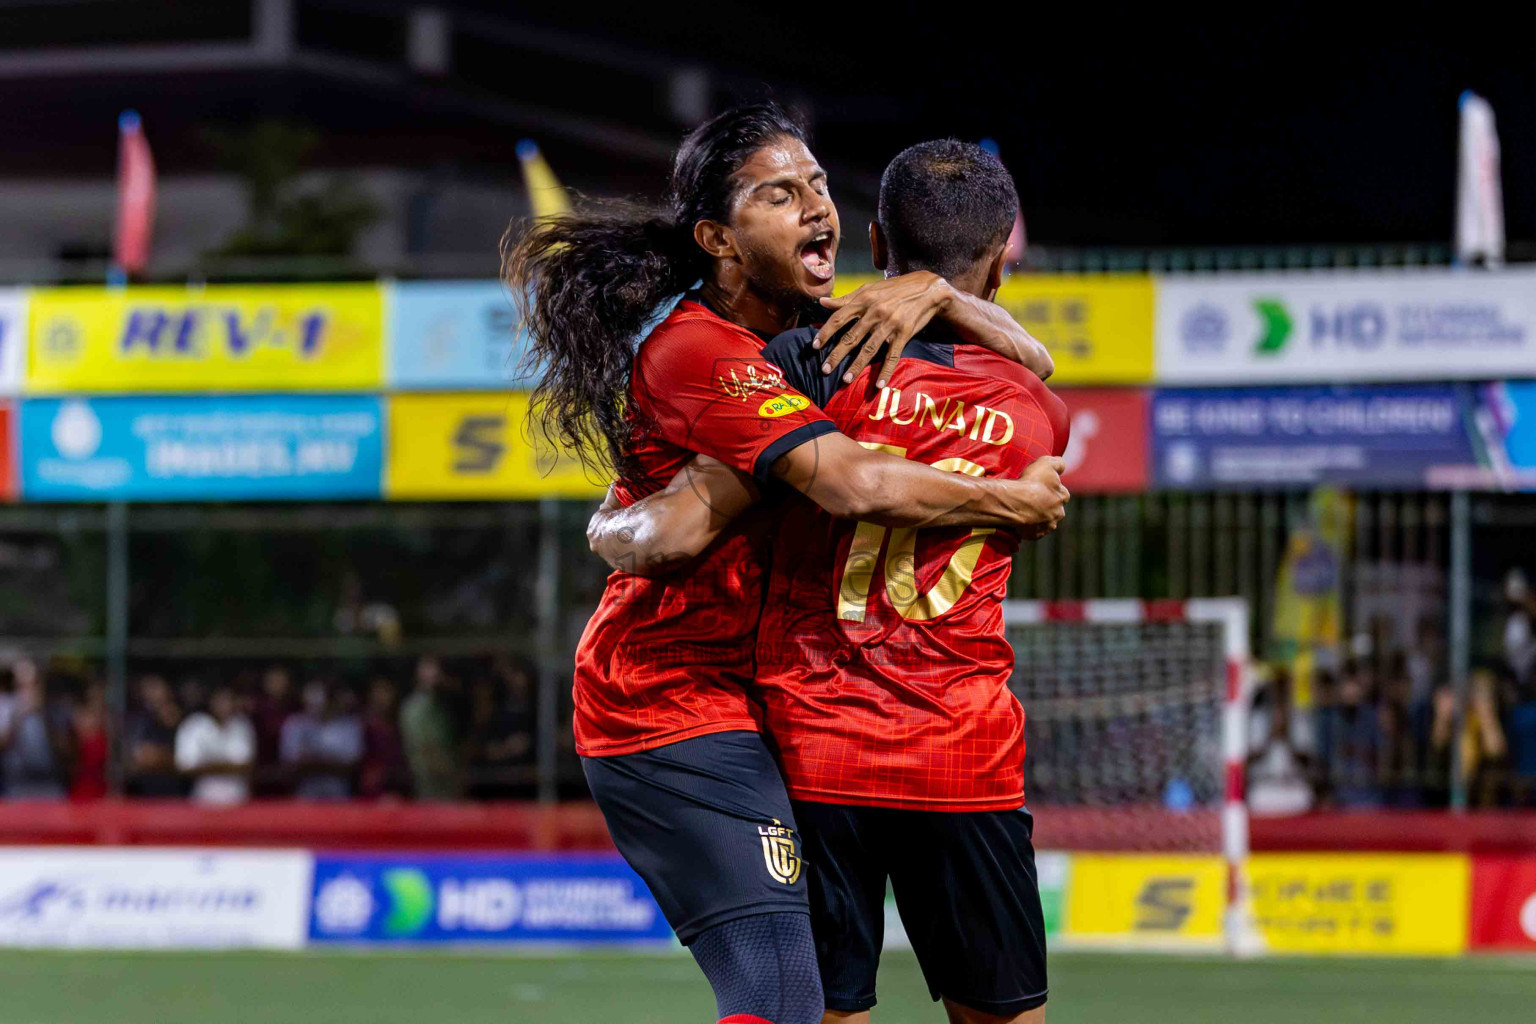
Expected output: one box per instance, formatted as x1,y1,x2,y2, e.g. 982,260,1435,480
836,444,995,624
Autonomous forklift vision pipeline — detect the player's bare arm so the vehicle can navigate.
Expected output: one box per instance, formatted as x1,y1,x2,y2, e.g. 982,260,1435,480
814,272,1053,388
587,456,758,573
591,441,1068,576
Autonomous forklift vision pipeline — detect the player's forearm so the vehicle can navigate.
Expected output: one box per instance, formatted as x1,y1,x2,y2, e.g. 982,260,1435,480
939,289,1054,379
587,501,705,575
796,453,1047,530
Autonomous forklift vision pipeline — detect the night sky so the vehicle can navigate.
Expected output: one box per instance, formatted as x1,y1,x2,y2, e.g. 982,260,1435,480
2,1,1529,249
514,2,1535,247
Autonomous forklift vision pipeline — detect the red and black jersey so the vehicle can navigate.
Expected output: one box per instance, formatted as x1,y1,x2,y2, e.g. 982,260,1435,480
754,324,1068,811
572,297,837,757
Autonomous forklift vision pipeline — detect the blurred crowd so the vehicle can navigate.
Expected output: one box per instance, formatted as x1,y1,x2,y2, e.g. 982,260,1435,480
1248,569,1536,814
0,654,541,804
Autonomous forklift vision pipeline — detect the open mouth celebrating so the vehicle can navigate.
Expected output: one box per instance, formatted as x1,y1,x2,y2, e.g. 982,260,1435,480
799,229,835,281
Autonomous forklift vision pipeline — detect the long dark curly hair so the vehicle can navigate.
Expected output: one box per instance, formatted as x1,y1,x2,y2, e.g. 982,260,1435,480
503,102,807,480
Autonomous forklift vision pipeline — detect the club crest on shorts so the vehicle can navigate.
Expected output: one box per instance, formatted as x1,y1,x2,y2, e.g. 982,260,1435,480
759,819,802,885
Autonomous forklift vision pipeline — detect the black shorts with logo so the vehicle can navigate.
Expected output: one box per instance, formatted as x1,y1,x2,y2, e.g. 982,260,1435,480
792,801,1048,1016
582,730,809,944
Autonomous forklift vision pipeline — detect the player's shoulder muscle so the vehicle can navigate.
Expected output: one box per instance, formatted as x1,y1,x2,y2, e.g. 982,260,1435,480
952,347,1069,456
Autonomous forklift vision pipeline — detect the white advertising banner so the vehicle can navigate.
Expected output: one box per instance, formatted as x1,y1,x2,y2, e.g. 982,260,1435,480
0,288,25,394
0,848,312,949
1156,269,1536,383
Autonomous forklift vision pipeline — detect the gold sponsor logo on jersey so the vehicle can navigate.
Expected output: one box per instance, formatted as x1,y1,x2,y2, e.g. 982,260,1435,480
758,393,810,419
867,387,1014,445
716,363,786,402
759,821,802,884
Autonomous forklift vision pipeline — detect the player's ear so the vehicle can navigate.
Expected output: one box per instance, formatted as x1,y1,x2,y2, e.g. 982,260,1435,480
870,222,888,273
983,240,1008,300
694,219,736,261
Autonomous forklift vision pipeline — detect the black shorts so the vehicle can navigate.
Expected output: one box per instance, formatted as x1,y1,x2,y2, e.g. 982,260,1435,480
792,801,1048,1016
582,730,809,944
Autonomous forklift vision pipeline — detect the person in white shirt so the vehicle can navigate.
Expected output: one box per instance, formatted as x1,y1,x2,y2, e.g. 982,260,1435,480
174,684,255,805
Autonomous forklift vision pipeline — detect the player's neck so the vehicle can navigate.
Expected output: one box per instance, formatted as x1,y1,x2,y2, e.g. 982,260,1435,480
698,277,797,337
891,264,990,301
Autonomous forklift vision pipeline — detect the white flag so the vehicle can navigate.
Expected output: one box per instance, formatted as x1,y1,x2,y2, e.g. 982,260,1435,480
1456,90,1504,266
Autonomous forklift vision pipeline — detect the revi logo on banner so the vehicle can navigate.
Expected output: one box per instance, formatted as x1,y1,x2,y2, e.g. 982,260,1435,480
0,848,312,949
1157,269,1536,382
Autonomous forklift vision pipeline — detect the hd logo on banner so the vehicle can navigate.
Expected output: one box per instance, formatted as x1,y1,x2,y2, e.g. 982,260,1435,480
20,395,384,501
837,275,1155,384
27,284,384,392
308,854,673,945
1157,269,1536,383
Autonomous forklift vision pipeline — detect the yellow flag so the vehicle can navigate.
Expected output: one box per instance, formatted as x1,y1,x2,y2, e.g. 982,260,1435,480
516,140,571,220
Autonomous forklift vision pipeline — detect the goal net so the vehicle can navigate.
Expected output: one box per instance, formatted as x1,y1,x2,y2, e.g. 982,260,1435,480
1002,598,1252,953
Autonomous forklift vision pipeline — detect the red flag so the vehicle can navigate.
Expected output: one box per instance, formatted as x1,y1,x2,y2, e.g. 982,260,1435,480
113,110,156,275
1005,209,1026,264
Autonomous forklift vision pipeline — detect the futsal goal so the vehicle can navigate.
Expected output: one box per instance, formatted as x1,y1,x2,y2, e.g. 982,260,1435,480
1001,598,1255,955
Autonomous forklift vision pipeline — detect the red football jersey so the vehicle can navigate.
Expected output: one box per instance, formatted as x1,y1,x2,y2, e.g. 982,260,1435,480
573,298,837,757
754,327,1068,810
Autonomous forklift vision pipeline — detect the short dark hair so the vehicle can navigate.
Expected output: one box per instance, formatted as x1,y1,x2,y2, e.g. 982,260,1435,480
878,139,1018,278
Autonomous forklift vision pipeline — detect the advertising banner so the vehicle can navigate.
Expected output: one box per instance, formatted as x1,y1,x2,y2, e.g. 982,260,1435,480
1061,854,1226,950
1470,854,1536,950
20,395,384,502
0,848,311,949
834,274,1155,384
1150,384,1480,489
389,280,530,390
1156,269,1536,383
1248,853,1469,956
27,284,384,393
1058,388,1149,493
0,288,24,395
307,853,672,945
385,393,603,500
0,401,14,501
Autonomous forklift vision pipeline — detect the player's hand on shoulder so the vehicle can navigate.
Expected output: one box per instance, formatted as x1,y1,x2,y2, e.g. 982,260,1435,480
1015,456,1070,538
814,272,954,389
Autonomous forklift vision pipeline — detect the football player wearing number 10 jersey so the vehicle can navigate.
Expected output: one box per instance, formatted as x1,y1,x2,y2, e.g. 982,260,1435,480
610,141,1069,1023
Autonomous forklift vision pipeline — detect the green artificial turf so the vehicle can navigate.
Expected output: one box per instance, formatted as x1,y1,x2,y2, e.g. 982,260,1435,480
1,948,1534,1023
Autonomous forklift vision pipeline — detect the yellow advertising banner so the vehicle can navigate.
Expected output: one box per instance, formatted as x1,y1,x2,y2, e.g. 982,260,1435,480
1063,854,1226,950
833,274,1154,384
27,284,384,392
386,393,605,500
1248,853,1469,956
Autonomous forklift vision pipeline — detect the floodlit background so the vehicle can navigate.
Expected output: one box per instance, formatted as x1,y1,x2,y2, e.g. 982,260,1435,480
2,2,1536,1022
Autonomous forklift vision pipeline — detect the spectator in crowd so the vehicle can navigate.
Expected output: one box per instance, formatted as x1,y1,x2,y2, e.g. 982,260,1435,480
174,683,256,805
1462,667,1511,808
401,656,462,800
1504,569,1536,690
466,662,534,798
0,659,67,800
1247,671,1316,816
1318,659,1383,807
359,676,409,799
280,679,364,800
69,679,110,801
127,674,185,797
251,665,297,778
1378,652,1424,807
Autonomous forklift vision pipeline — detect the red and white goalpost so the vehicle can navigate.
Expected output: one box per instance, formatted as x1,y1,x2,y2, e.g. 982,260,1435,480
1001,598,1254,953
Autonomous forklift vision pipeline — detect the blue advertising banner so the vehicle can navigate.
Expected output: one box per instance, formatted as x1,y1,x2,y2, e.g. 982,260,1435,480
307,853,672,945
388,281,530,390
20,395,383,501
1151,384,1480,489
